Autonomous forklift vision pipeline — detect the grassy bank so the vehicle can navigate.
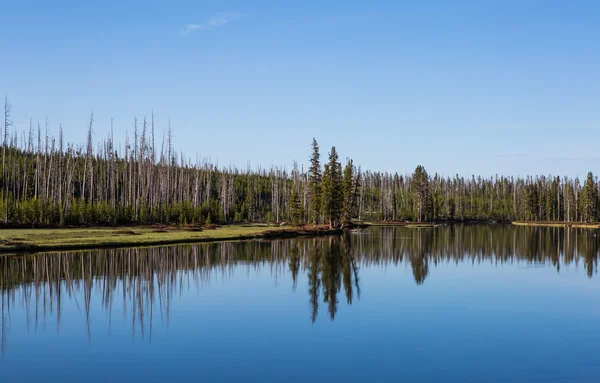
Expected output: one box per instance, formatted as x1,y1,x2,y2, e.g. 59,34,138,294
0,224,342,254
512,221,600,229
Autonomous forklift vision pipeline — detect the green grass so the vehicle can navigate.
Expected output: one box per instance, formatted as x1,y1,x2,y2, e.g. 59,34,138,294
0,224,312,253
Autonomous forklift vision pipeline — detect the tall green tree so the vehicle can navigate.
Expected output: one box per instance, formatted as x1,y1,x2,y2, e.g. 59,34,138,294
321,147,343,228
308,138,322,225
410,165,429,222
581,172,597,222
545,177,559,221
342,159,355,223
290,185,303,226
525,183,539,221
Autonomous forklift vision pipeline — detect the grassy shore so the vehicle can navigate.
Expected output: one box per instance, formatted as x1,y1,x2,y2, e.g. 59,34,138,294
0,224,341,254
512,221,600,229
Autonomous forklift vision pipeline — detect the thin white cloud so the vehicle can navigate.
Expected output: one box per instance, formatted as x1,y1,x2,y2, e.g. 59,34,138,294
182,24,202,35
181,13,242,35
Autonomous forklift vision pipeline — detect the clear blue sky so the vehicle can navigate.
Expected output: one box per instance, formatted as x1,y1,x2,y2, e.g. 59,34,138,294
1,0,598,178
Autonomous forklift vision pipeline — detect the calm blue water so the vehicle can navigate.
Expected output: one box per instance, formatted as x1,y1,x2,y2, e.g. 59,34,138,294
1,225,600,382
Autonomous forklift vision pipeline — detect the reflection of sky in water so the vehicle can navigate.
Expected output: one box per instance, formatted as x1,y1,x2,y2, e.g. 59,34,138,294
2,225,600,383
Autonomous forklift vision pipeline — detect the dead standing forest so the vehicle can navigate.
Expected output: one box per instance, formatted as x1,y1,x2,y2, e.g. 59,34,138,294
1,98,599,227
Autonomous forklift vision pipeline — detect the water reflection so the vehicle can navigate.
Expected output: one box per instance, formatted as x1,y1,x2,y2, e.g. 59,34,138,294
0,225,598,355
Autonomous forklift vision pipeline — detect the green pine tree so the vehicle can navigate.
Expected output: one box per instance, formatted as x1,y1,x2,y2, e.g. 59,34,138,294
308,138,322,225
290,186,303,226
321,146,343,228
581,172,597,222
342,159,355,223
410,165,430,222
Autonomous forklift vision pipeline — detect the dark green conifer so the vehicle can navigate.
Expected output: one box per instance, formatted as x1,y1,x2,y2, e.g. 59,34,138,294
290,186,303,226
321,147,343,228
342,159,355,223
308,138,322,225
410,165,429,222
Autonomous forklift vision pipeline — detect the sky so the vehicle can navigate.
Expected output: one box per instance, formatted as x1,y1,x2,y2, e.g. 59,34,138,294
0,0,598,178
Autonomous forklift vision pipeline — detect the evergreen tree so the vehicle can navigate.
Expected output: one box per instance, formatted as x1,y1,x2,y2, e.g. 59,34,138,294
290,186,303,226
308,138,322,225
410,165,429,222
545,177,558,221
342,159,355,223
581,172,597,222
321,164,332,225
525,183,539,221
321,147,343,228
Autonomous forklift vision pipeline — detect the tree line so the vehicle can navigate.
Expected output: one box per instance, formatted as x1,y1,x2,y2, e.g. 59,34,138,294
1,97,599,227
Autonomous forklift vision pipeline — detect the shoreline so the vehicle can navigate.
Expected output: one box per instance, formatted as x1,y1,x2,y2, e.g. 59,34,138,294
0,224,343,255
511,221,600,229
5,220,596,255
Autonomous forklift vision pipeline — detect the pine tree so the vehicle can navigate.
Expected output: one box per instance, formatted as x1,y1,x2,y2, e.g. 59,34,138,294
321,146,343,228
581,172,597,222
525,183,539,221
290,186,302,226
308,138,322,225
342,159,355,224
410,165,429,222
545,177,558,221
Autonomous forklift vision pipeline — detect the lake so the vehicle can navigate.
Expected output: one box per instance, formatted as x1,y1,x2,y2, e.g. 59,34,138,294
1,225,600,382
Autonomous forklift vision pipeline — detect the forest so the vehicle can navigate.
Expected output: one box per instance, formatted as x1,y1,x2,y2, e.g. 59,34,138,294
1,97,599,227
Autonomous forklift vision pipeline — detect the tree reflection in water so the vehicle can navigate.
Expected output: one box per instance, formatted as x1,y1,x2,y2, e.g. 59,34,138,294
1,225,598,354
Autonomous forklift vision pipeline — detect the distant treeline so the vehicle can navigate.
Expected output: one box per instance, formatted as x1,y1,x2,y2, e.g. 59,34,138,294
1,98,599,227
